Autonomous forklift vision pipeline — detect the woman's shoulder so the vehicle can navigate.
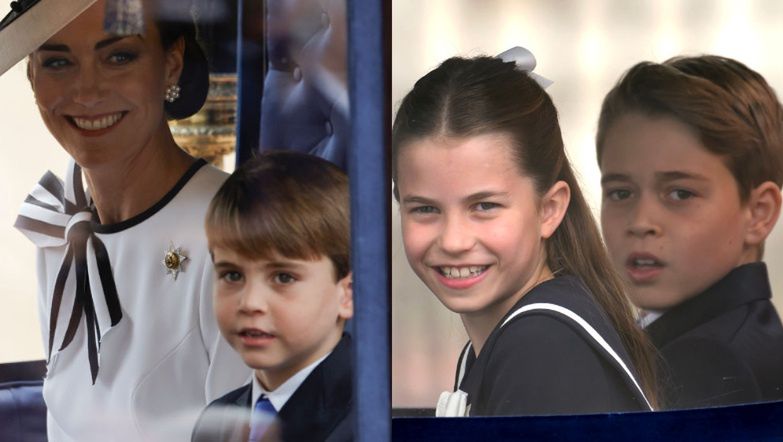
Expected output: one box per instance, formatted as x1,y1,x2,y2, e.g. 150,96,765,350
180,161,230,196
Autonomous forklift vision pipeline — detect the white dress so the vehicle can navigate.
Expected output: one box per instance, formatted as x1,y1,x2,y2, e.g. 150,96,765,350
17,159,249,442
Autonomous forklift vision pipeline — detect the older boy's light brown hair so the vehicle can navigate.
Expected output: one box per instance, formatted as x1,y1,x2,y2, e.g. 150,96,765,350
206,151,350,280
596,55,783,201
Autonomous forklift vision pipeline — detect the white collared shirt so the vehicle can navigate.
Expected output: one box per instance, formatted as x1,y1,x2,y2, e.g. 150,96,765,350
639,309,667,328
251,352,331,413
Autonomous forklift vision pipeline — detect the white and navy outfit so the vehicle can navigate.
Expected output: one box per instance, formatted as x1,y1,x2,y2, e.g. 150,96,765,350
452,275,652,416
191,334,354,442
15,159,248,441
645,262,783,409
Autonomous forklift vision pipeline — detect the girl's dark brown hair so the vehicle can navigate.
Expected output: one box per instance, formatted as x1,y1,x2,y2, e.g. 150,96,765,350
392,56,658,407
206,151,350,281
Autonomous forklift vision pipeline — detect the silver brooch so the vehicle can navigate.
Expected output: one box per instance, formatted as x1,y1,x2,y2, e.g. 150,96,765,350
163,242,188,280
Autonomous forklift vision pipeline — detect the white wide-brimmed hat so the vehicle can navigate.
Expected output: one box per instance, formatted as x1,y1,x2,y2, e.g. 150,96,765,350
0,0,99,76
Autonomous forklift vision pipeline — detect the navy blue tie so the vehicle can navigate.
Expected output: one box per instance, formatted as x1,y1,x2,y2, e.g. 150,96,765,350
248,395,276,442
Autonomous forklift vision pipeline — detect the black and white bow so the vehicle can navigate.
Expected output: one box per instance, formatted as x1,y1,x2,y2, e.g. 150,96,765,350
15,160,122,384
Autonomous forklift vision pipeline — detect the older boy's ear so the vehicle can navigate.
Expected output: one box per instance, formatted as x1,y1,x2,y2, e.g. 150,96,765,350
337,272,354,320
539,180,570,240
744,181,782,248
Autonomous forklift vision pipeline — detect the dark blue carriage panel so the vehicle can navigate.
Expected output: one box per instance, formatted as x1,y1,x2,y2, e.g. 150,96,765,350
0,360,47,442
392,401,783,442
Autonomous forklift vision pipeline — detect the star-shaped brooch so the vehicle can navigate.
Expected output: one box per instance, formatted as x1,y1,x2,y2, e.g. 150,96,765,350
163,242,188,280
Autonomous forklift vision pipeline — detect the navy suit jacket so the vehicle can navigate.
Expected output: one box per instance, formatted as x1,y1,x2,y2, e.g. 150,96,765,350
192,334,353,442
646,263,783,409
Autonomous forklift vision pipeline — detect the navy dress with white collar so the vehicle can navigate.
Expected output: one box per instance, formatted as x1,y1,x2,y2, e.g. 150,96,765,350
455,275,652,416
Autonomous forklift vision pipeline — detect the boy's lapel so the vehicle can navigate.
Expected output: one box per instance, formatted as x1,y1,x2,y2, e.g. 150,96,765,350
278,334,353,440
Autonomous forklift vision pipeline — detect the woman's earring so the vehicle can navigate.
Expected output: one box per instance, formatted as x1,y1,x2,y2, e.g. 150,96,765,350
164,84,181,103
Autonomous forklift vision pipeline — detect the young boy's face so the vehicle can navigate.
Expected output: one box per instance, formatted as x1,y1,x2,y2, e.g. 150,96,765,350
211,246,353,391
599,113,757,310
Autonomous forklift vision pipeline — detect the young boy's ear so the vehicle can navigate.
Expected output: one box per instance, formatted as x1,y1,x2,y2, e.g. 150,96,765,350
337,271,354,321
539,180,571,240
744,181,782,253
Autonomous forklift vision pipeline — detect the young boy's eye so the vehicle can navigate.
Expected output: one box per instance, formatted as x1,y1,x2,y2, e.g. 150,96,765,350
273,272,296,284
668,189,694,201
605,189,632,201
220,271,243,283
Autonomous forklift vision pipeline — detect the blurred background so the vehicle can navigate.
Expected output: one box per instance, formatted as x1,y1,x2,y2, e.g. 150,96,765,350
392,0,783,408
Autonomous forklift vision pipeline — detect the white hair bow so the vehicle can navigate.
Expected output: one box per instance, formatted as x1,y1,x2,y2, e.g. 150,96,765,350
496,46,553,89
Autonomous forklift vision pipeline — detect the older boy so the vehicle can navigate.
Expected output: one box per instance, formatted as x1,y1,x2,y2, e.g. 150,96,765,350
192,151,353,441
597,55,783,409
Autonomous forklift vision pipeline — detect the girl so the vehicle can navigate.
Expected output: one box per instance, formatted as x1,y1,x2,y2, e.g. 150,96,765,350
392,55,658,416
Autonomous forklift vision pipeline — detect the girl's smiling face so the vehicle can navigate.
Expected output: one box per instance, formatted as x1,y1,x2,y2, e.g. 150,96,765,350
397,133,563,332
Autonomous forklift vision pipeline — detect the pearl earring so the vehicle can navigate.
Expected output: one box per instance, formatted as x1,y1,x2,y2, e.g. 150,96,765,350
164,84,181,103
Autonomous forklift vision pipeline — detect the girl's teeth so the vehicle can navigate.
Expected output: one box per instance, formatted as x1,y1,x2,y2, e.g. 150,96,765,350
441,266,486,279
73,113,123,131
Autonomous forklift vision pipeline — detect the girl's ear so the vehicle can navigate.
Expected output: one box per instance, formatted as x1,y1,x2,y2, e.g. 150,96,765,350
744,181,782,251
164,36,185,86
539,180,570,240
337,271,354,321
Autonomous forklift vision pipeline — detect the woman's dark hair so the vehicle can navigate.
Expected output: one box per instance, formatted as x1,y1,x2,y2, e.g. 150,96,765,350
155,2,209,120
392,56,659,407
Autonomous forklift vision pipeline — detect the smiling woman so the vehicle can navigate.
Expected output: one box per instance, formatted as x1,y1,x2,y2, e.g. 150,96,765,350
5,0,248,440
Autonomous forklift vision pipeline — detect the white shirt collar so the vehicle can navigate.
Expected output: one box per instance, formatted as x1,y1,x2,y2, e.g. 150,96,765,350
251,351,331,412
638,309,666,328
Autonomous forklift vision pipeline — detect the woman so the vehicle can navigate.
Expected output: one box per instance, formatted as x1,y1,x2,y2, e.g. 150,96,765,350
13,0,247,440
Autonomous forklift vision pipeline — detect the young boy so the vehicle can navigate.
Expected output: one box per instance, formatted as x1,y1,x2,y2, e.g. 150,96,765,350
596,55,783,409
192,151,354,441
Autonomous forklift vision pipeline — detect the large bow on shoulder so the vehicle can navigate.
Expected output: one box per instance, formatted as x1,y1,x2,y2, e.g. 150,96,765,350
15,160,122,384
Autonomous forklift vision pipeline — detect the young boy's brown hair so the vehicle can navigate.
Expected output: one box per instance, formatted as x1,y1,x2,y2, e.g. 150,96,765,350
206,150,350,279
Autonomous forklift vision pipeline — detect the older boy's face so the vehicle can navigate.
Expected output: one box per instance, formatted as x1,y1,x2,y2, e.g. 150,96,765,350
211,247,353,390
599,113,756,310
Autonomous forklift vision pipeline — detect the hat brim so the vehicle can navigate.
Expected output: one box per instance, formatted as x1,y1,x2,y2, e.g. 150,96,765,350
0,0,98,76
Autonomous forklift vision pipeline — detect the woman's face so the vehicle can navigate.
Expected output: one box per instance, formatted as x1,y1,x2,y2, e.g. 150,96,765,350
396,133,555,328
27,0,183,170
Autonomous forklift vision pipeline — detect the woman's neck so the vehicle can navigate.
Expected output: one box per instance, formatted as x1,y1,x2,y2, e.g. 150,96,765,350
461,259,554,356
84,131,195,225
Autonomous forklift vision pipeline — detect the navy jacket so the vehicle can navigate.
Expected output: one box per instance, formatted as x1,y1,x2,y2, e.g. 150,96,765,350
192,334,353,442
646,263,783,409
457,275,652,416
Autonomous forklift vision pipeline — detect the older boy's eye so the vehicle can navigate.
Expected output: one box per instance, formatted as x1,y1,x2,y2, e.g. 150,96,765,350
273,272,296,284
668,189,694,201
474,202,500,212
606,189,632,201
